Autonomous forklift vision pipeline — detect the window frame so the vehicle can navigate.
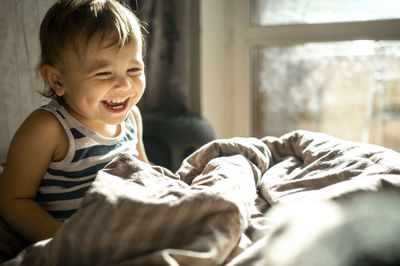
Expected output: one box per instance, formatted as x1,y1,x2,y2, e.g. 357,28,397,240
200,0,400,138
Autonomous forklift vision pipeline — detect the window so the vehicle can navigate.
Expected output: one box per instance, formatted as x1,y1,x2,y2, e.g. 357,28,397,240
250,0,400,150
200,0,400,151
252,41,400,144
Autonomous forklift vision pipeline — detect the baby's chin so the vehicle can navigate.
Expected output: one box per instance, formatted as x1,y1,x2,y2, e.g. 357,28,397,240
107,115,129,125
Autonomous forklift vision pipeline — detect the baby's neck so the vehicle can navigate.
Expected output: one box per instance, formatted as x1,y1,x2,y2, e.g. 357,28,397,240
95,124,121,138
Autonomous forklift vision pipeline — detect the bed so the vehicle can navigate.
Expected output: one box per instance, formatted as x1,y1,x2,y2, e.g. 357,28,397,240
1,130,400,265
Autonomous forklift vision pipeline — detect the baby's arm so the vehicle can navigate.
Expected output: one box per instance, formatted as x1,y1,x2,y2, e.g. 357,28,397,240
0,110,67,242
132,106,149,163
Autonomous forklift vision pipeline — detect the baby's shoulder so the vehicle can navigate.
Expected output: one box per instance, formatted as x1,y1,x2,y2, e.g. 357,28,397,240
26,109,65,133
16,110,68,160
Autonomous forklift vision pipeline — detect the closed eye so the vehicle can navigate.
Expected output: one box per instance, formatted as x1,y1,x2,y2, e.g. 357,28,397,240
128,68,141,73
95,72,112,77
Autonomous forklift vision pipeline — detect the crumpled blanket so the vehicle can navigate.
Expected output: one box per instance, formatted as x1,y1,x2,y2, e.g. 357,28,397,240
260,130,400,203
3,130,400,266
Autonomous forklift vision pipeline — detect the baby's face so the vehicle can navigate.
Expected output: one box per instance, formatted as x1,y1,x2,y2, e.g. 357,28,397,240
56,33,145,131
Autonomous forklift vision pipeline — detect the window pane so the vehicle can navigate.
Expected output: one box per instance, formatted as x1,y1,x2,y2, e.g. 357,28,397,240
251,0,400,26
252,41,400,150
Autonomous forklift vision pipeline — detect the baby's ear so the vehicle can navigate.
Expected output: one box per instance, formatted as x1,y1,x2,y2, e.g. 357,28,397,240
40,64,64,96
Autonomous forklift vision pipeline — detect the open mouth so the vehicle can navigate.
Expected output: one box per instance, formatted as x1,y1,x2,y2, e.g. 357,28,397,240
101,98,129,112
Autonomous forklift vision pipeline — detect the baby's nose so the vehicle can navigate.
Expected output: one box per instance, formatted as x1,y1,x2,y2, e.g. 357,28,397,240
114,76,131,91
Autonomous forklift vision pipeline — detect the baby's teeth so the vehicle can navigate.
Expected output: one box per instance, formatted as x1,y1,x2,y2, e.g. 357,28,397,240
111,100,124,104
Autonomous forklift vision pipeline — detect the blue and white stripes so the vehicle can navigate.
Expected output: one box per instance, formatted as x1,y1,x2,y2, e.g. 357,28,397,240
36,100,139,220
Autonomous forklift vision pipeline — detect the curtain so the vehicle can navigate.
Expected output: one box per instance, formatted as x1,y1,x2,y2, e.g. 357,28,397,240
0,0,52,163
132,0,200,116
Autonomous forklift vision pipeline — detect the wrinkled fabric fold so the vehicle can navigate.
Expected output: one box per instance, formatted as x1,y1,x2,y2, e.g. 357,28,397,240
3,130,400,266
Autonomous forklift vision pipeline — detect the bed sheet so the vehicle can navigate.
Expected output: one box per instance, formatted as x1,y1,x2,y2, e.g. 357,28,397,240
2,130,400,265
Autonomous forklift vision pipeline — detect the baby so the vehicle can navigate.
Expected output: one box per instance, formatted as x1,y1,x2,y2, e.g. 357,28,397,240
0,0,148,242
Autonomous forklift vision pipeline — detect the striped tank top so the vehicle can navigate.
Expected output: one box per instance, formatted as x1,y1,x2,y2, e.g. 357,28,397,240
36,100,139,220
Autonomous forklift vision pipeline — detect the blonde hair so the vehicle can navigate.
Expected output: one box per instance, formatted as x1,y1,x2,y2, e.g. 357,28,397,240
38,0,144,98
